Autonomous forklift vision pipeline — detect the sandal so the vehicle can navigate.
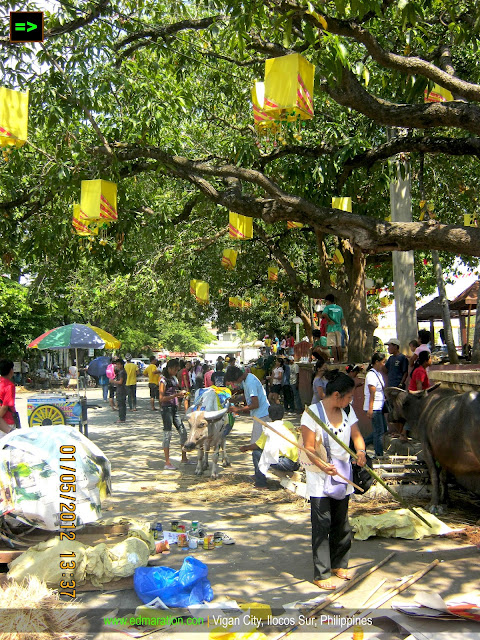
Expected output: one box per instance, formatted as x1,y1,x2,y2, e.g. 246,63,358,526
332,569,351,580
313,579,336,591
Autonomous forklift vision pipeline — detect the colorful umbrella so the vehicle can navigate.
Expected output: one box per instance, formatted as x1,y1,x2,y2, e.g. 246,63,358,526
27,323,120,350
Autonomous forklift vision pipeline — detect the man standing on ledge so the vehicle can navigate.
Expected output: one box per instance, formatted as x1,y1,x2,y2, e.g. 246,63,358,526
322,294,345,363
224,366,270,444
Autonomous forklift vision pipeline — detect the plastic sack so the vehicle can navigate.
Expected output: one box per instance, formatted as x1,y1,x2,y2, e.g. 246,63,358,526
134,556,214,607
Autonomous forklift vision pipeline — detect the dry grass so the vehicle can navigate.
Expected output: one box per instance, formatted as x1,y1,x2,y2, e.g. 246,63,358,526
0,576,87,640
159,472,305,505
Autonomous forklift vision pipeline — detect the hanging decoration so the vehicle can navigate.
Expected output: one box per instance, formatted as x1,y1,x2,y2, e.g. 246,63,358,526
252,53,315,147
332,249,344,265
268,266,278,281
366,288,382,295
235,323,243,330
221,248,238,270
229,212,253,240
191,280,209,305
80,180,117,222
229,297,250,310
261,294,268,303
332,197,352,212
419,200,435,221
287,221,304,229
0,87,29,156
281,301,290,314
424,84,454,103
464,214,478,227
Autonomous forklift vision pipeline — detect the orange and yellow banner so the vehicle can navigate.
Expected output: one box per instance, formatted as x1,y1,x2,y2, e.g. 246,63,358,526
221,248,238,270
332,249,344,265
268,267,278,281
192,280,209,305
424,83,454,103
0,87,29,148
229,212,253,240
332,197,352,212
80,180,117,222
287,221,304,229
263,53,315,121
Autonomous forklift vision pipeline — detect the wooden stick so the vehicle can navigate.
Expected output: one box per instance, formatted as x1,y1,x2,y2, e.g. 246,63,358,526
253,416,363,492
272,552,396,640
329,559,440,640
304,405,433,527
359,578,387,608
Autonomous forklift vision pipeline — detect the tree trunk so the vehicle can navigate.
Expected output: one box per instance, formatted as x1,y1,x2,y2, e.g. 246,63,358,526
471,289,480,363
432,250,459,363
419,153,459,363
340,244,377,362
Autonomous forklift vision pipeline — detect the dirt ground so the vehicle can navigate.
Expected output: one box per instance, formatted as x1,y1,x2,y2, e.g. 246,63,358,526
12,384,480,639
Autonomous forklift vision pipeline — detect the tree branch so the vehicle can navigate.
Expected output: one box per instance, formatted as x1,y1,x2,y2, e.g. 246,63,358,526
322,68,480,136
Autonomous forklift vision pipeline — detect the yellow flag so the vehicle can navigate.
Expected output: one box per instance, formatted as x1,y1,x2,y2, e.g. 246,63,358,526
424,83,454,103
0,87,29,148
194,281,209,305
229,212,253,240
80,180,117,222
264,53,315,121
464,214,478,227
268,267,278,281
332,249,344,265
332,197,352,212
287,221,304,229
221,248,238,270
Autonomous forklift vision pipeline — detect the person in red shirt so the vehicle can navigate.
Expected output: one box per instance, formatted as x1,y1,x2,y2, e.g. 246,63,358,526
408,351,431,391
0,359,17,436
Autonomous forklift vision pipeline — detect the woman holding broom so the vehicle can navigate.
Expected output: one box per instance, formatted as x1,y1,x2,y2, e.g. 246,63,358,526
301,370,366,590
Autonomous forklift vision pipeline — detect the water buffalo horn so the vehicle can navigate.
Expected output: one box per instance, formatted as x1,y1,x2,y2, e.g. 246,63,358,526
203,408,228,421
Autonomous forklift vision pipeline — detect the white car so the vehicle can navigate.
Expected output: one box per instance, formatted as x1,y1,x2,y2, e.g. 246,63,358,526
130,358,147,373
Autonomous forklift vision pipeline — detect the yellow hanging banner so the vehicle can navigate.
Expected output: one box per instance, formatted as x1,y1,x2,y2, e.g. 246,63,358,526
464,214,478,227
252,82,280,134
424,83,454,103
190,279,198,295
0,87,29,148
80,180,117,222
263,53,315,121
287,221,304,229
268,267,278,281
221,248,238,270
281,301,290,313
332,249,344,265
194,281,209,305
229,212,253,240
72,203,98,236
229,296,241,308
332,197,352,212
235,322,243,330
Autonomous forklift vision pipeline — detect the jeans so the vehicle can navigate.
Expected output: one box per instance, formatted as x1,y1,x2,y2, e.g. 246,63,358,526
162,405,187,449
291,384,302,411
311,496,351,580
126,384,137,410
101,384,108,401
252,448,300,487
364,410,387,456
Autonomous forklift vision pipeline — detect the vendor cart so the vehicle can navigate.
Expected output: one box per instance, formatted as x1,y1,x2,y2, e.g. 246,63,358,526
27,392,89,436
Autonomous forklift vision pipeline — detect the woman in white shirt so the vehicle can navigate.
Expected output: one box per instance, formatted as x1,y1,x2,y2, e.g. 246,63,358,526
301,370,366,591
363,353,387,457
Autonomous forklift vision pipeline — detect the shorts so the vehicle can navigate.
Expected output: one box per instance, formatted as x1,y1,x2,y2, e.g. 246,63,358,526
326,331,342,347
271,384,282,394
109,383,115,399
149,382,159,399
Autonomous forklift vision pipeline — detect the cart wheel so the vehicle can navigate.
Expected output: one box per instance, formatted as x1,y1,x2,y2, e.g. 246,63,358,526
29,404,65,427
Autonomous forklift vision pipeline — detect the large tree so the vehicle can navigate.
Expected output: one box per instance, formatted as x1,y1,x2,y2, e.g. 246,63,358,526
2,0,480,359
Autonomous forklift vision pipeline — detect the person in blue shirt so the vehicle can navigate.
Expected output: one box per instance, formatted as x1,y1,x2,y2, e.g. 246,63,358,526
224,366,270,444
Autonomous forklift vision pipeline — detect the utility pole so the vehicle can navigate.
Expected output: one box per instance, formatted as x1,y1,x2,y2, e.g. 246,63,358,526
389,131,417,353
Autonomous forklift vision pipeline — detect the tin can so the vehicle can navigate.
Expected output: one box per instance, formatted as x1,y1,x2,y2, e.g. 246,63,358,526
171,520,179,532
213,533,223,547
156,522,163,533
178,533,188,548
191,520,199,531
188,538,198,550
177,524,186,533
203,535,214,550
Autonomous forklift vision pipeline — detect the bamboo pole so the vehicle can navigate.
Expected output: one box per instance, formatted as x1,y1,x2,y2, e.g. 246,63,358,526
329,559,440,640
253,416,363,492
272,552,396,640
304,405,432,528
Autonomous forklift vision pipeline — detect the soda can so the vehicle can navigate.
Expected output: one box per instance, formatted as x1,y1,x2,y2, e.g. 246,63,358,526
171,520,179,532
177,524,186,533
203,535,214,550
156,522,163,533
178,533,188,548
191,520,199,531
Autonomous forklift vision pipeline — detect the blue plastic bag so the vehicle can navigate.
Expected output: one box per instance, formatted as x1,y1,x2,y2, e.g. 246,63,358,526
133,556,214,607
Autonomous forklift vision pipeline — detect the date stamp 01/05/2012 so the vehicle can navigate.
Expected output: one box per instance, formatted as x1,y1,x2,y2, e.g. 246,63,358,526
58,445,77,599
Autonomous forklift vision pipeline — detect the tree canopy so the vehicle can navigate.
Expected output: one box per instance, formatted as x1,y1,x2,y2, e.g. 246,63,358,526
1,0,480,357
